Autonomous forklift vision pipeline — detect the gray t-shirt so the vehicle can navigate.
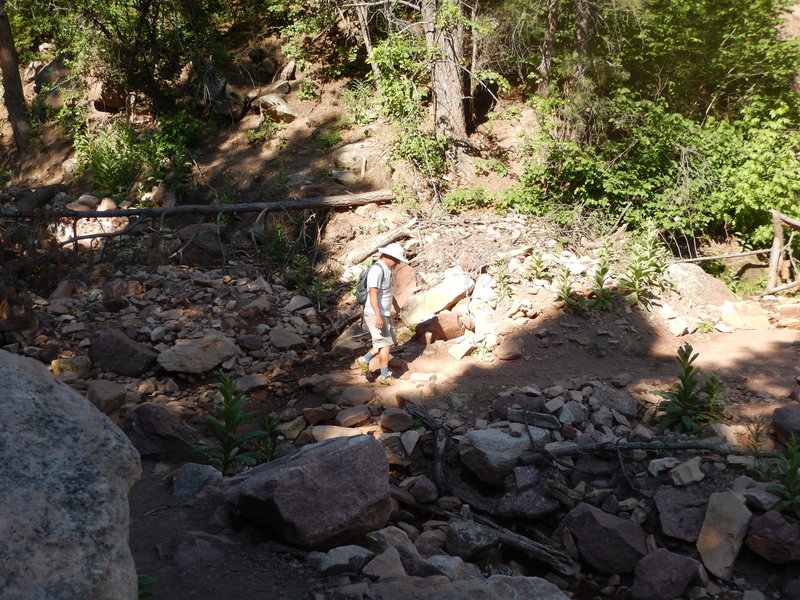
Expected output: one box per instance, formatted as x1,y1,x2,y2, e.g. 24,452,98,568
363,260,393,317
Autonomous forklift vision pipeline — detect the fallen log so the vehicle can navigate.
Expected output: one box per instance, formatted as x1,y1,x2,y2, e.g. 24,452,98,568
390,485,581,577
0,189,395,219
519,439,781,466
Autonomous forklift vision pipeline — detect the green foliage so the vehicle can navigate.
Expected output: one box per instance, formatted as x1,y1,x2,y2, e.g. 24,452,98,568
314,128,343,149
587,259,617,311
298,79,319,101
244,118,282,145
474,158,508,178
555,269,587,315
258,224,287,260
342,80,375,126
442,187,491,213
392,130,449,178
492,259,514,304
137,575,156,599
372,33,430,122
768,436,800,524
74,111,203,197
196,372,278,474
618,231,669,309
654,343,725,433
523,251,550,281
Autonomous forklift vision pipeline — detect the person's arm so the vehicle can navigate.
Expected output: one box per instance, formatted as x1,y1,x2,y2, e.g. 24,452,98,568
369,287,383,329
391,296,401,318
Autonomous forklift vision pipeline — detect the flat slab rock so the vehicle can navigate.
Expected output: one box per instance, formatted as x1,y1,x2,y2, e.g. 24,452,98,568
366,574,570,600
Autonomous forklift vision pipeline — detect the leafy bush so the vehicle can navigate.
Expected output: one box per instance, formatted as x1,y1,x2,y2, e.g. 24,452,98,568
655,343,724,433
392,130,449,178
442,187,492,213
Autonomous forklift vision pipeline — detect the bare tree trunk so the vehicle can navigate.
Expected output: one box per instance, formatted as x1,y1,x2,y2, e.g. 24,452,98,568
0,0,32,151
421,0,468,142
355,4,382,85
537,0,558,97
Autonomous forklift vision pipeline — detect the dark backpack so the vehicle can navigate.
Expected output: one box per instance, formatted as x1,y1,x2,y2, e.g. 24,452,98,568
355,263,383,305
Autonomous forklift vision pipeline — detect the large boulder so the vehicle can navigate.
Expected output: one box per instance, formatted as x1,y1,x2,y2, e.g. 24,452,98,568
0,350,141,600
562,503,647,573
224,435,391,548
665,263,738,306
157,331,237,373
403,271,474,325
773,404,800,445
654,487,708,542
90,328,157,376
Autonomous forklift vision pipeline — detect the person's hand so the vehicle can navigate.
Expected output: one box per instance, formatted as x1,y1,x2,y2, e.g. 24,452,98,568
375,315,385,330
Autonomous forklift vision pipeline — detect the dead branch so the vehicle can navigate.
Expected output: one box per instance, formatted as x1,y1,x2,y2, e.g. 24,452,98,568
404,402,448,493
519,440,781,466
390,485,581,577
671,249,771,263
767,209,800,292
346,217,417,265
0,190,395,220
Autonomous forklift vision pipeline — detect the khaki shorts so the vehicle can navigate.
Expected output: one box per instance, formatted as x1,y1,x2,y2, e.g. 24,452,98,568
365,315,397,349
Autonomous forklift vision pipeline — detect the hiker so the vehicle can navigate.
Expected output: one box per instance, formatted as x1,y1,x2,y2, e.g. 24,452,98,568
354,242,409,385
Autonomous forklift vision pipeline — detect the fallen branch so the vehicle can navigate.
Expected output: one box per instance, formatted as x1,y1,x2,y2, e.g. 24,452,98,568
670,249,771,263
0,190,395,219
519,440,781,466
346,217,417,265
390,486,580,576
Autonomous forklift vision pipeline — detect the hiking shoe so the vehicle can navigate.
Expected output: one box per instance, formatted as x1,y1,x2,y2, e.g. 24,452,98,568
354,357,370,375
377,375,395,386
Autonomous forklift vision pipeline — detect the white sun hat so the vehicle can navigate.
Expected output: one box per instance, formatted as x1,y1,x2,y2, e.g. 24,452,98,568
378,242,409,263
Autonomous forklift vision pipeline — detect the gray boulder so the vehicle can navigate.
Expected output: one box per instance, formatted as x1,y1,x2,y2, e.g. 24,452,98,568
225,435,391,548
665,263,738,306
458,429,530,486
157,331,237,373
445,518,499,561
591,385,639,418
0,350,141,600
562,502,647,573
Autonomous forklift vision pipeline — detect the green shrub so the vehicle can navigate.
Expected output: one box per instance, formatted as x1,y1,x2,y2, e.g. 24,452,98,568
654,343,725,433
393,130,449,178
768,436,800,523
442,187,492,213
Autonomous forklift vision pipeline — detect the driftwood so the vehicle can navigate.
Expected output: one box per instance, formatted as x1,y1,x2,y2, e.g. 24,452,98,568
346,217,417,265
390,486,581,577
766,209,800,293
0,190,395,220
519,439,781,466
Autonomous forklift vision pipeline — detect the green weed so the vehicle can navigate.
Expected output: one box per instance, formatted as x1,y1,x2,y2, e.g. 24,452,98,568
767,436,800,523
524,251,550,281
654,343,725,433
588,259,617,311
493,259,514,305
618,231,669,309
555,269,587,315
196,372,278,474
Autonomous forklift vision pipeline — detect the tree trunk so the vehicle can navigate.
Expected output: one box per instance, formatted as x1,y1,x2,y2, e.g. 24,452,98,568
0,0,32,151
355,4,382,85
537,0,558,97
420,0,468,142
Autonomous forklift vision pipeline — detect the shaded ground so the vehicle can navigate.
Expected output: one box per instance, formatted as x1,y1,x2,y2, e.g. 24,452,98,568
129,293,799,599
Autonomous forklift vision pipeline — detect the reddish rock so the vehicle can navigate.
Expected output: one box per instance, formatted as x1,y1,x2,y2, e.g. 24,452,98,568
118,403,203,461
745,510,800,564
90,328,157,376
224,435,391,549
415,311,466,342
632,548,699,600
562,503,647,573
654,487,708,542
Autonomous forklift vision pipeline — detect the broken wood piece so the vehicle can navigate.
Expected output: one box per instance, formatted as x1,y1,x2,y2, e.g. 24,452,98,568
507,408,561,430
